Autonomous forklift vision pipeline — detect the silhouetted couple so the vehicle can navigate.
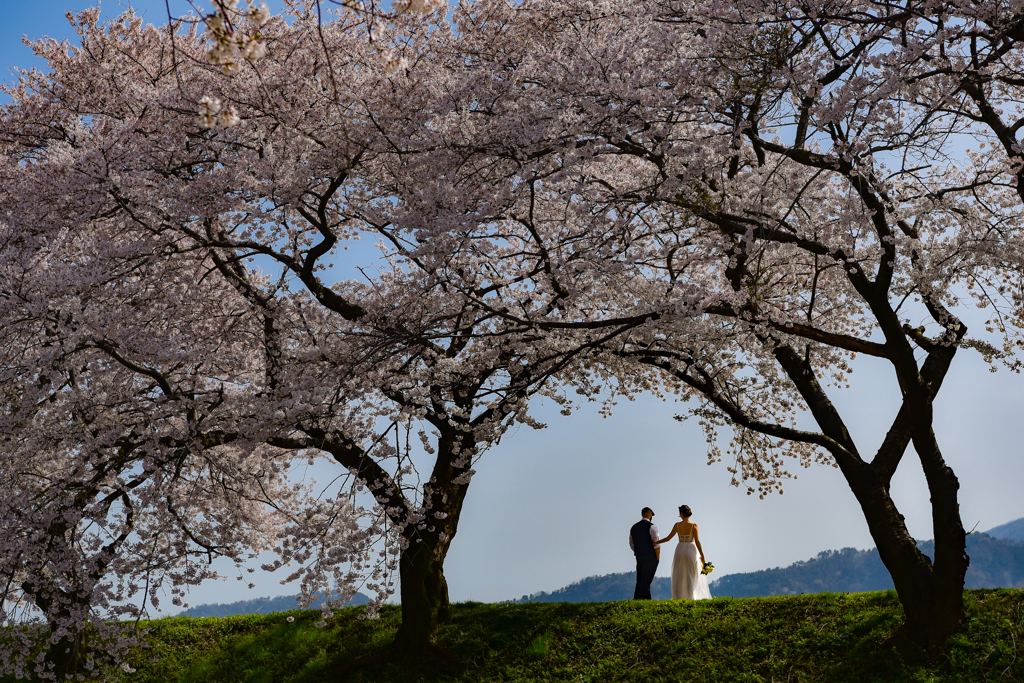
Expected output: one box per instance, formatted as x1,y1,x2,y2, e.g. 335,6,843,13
629,505,712,600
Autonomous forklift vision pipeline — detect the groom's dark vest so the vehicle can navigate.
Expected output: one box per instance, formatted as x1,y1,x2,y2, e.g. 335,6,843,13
630,519,656,558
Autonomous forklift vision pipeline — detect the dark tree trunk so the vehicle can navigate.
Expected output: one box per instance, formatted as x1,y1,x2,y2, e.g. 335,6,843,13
304,425,469,663
909,423,969,654
43,627,86,682
391,542,453,658
388,428,469,661
24,582,87,682
770,287,969,655
840,427,968,657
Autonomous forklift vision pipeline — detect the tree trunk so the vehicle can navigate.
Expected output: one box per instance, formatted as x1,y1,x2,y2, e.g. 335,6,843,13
21,578,85,682
910,423,969,655
389,428,467,661
844,444,968,657
391,542,452,659
43,627,85,682
311,419,471,665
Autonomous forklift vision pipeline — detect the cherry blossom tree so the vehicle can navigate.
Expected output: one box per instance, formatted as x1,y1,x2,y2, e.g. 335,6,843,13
389,0,1024,655
0,179,391,679
0,4,606,669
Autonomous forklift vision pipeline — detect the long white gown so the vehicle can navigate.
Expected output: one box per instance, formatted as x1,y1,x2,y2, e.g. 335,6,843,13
670,523,713,600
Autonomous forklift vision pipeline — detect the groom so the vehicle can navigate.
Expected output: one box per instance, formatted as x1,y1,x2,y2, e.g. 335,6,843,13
629,507,660,600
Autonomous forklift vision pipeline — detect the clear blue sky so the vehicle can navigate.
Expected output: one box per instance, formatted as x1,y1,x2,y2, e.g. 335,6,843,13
3,2,1023,610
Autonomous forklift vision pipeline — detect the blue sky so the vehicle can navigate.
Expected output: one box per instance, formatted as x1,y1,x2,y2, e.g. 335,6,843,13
2,1,195,73
3,2,1023,610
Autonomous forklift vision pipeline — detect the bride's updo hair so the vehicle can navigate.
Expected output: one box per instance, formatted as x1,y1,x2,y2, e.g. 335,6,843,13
679,505,693,518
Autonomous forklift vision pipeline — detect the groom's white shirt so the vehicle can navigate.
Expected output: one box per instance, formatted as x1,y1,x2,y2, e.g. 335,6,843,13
628,520,660,551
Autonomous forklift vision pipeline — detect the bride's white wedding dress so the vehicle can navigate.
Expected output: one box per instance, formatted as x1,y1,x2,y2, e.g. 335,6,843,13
670,523,713,600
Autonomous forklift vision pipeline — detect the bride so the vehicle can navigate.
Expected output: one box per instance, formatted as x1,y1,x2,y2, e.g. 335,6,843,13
655,505,713,600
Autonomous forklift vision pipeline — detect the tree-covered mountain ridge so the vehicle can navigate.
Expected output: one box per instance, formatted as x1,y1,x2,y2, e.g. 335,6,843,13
182,518,1024,613
986,517,1024,543
181,592,370,618
515,520,1024,603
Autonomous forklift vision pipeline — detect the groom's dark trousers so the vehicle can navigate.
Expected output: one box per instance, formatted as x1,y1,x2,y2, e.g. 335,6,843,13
631,519,659,600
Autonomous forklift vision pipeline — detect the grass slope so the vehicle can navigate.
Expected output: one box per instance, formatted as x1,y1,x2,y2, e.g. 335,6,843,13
99,589,1024,683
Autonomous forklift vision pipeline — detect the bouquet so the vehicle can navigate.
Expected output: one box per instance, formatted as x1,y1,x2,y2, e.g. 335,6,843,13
701,561,714,576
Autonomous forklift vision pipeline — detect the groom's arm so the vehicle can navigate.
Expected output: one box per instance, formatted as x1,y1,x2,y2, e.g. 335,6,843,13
650,524,661,560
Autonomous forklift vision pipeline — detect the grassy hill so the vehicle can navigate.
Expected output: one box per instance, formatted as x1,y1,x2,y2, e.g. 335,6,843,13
94,589,1023,683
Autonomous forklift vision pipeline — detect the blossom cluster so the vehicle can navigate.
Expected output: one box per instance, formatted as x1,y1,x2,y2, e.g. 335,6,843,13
203,0,269,75
393,0,446,14
196,96,240,129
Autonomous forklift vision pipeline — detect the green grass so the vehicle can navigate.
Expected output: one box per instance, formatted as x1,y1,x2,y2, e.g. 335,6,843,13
83,589,1024,682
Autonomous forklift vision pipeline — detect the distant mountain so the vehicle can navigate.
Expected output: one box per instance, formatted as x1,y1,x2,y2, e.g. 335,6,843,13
960,534,1024,588
712,533,1024,597
985,517,1024,543
710,546,892,597
513,533,1024,603
514,572,672,603
181,592,370,618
